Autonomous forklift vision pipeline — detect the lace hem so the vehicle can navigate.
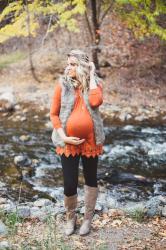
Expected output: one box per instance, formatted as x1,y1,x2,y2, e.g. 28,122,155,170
55,144,103,158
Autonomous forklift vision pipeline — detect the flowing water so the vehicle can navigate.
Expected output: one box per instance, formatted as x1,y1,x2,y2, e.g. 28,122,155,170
0,103,166,203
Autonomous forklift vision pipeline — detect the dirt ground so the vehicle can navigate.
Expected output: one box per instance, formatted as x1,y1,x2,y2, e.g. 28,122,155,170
0,211,166,250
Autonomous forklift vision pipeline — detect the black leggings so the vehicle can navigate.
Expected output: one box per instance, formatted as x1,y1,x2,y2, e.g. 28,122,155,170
60,153,98,197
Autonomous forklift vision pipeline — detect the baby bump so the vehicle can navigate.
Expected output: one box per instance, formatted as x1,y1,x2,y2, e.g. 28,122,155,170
66,109,94,139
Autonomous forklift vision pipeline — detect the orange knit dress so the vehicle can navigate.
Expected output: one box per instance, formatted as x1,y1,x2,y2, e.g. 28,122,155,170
50,82,104,158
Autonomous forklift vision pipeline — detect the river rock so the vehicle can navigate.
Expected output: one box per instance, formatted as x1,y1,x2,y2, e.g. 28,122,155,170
119,112,132,121
95,202,103,211
14,155,32,167
45,113,50,118
106,196,118,209
118,113,126,121
12,115,21,122
33,198,53,207
134,114,147,121
98,192,108,202
56,206,65,213
161,206,166,217
49,187,64,200
78,206,84,214
30,205,60,221
16,206,31,218
0,201,16,213
30,207,46,220
0,241,11,250
19,135,30,142
0,220,8,235
126,113,132,120
153,183,163,195
0,181,6,188
143,109,151,115
158,195,166,204
0,87,16,112
123,125,135,130
34,115,39,119
145,196,163,216
45,121,53,130
97,192,113,212
14,104,21,110
41,205,60,216
20,117,27,122
22,108,28,113
110,105,121,112
0,197,7,204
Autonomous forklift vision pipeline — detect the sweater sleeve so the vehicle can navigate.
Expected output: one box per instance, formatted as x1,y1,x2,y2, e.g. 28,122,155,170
88,83,103,108
50,83,62,129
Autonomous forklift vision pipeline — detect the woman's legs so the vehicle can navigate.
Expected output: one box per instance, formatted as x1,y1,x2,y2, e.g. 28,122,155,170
60,153,99,236
60,153,80,196
81,155,98,187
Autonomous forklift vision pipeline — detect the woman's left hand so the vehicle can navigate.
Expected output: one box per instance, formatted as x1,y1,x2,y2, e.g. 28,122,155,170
89,62,96,75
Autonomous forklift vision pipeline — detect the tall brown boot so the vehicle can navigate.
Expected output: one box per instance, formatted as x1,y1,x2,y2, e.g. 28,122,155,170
79,185,98,236
64,193,77,236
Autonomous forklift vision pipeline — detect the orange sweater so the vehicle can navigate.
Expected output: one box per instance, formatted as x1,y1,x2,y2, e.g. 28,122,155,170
50,82,104,158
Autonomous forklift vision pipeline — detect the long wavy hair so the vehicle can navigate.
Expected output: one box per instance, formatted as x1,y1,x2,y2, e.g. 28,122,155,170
59,49,102,93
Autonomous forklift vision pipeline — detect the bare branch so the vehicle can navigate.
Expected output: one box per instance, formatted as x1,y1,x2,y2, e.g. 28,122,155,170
41,14,53,47
99,0,115,26
96,0,102,22
84,10,94,42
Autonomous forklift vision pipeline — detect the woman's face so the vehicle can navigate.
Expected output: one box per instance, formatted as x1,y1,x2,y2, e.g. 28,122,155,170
66,56,78,79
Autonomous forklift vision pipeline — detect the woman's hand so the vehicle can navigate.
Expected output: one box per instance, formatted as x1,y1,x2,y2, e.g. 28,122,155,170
63,136,85,145
89,62,96,76
89,62,97,89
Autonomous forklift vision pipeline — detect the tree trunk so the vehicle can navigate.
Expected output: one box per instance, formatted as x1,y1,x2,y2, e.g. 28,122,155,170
90,0,101,73
25,1,41,82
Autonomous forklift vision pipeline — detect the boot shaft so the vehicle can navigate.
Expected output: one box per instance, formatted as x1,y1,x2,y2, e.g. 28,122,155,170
84,185,98,220
79,185,99,236
64,194,78,235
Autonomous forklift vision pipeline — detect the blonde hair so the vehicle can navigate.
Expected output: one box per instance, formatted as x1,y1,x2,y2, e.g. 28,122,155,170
62,49,102,92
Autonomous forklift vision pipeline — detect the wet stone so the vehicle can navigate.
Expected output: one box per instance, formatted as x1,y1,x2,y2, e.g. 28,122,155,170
161,206,166,217
0,221,8,236
145,196,163,217
14,155,32,167
16,206,31,218
0,241,11,250
33,198,53,207
19,135,30,142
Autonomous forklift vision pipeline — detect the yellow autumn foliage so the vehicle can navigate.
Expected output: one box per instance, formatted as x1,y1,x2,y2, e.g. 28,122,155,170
0,0,85,43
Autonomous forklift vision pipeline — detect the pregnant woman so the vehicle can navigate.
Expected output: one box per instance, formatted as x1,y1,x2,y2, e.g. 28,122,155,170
50,49,105,236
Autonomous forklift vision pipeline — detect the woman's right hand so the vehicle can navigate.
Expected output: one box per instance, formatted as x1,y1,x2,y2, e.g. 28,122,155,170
63,136,85,145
